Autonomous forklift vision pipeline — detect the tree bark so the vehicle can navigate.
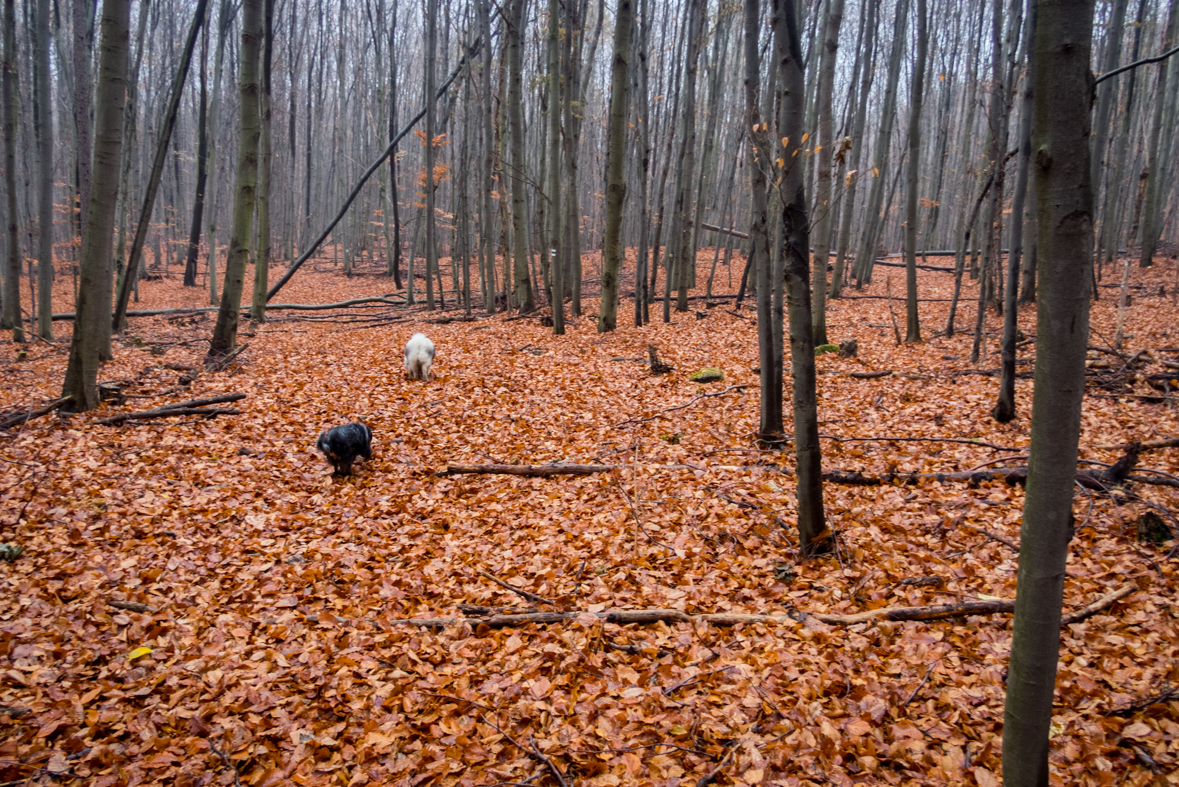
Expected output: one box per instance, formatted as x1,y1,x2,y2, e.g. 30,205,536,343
113,0,210,332
2,0,22,340
61,0,130,412
34,0,53,340
507,0,534,313
1137,1,1179,269
547,0,563,330
598,0,632,332
251,0,274,322
775,0,828,557
1002,1,1095,782
810,0,843,344
206,0,262,360
903,0,927,344
183,21,209,289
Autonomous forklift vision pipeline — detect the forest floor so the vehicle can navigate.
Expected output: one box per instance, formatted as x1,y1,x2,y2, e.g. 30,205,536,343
2,246,1179,787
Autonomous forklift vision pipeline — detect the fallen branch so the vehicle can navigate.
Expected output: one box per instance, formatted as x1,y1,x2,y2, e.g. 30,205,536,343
614,384,749,427
386,586,1133,629
963,523,1019,550
107,599,155,614
477,570,554,605
205,343,249,372
96,393,247,426
818,434,1021,452
1096,435,1179,452
438,463,618,477
0,396,73,430
846,370,893,380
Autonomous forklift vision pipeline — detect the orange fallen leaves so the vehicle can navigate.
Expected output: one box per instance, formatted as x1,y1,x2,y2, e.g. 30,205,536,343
0,248,1177,785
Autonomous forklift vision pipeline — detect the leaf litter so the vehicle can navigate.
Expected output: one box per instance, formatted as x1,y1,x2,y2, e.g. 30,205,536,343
1,249,1178,786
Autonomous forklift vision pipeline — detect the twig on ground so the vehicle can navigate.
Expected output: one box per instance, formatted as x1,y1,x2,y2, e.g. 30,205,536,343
614,385,749,427
477,570,554,606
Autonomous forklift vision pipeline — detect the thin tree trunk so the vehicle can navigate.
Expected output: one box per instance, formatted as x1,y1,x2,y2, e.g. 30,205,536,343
904,0,927,343
508,0,534,312
1002,1,1095,781
425,0,437,306
994,2,1036,423
547,0,563,329
811,0,843,344
1137,1,1179,268
72,0,93,246
671,0,703,315
183,20,210,288
113,0,210,331
634,0,651,326
62,0,129,412
829,0,876,299
207,0,262,360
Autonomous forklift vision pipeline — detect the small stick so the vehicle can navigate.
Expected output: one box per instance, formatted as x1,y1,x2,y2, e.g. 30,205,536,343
614,385,749,427
696,741,740,787
901,662,939,706
962,523,1019,550
477,570,554,606
529,736,569,787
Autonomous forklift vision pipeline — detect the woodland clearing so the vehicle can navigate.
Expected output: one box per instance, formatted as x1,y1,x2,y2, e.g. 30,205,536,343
2,248,1178,786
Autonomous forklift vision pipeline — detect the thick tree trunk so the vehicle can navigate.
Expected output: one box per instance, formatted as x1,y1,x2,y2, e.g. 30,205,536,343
547,0,563,330
251,0,274,322
507,0,534,313
207,0,262,360
61,0,129,412
775,0,828,557
903,0,927,344
72,0,93,245
671,0,703,315
34,0,53,340
598,0,632,332
1002,2,1095,783
2,0,22,340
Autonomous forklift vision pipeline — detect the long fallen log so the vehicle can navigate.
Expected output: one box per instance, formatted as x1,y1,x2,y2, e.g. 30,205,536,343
48,296,407,321
96,393,247,425
386,586,1134,629
438,463,618,477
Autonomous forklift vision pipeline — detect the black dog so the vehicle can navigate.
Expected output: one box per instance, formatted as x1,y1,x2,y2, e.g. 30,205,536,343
316,422,373,476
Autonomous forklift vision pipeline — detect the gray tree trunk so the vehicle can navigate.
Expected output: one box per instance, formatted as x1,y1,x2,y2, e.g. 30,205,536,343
207,0,262,359
183,15,209,288
598,0,632,332
775,0,828,557
2,0,22,340
34,0,53,340
994,2,1037,423
852,0,909,287
810,0,842,344
904,0,927,344
251,0,273,322
62,0,129,412
829,0,876,299
479,0,492,313
1137,1,1179,268
1002,1,1095,782
72,0,93,244
425,0,437,305
633,0,651,326
547,0,563,329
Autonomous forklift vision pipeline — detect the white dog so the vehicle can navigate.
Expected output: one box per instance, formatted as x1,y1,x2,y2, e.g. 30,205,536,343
404,333,435,380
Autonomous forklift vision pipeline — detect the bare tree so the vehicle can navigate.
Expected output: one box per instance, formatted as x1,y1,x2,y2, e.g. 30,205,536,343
2,0,22,340
598,0,633,332
33,0,52,340
810,0,843,345
1002,1,1095,782
62,0,130,411
207,0,263,360
904,0,927,343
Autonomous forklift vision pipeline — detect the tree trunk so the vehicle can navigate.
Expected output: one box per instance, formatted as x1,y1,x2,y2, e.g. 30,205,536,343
547,0,564,330
1137,1,1179,268
994,2,1036,423
507,0,534,313
775,0,828,557
183,23,209,289
810,0,843,344
2,0,22,341
903,0,927,344
1002,2,1095,783
113,0,210,331
829,0,876,299
72,0,94,247
251,0,274,322
671,0,703,315
61,0,129,412
424,0,437,306
34,0,53,340
633,0,651,326
598,0,632,332
852,0,909,287
207,0,262,360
